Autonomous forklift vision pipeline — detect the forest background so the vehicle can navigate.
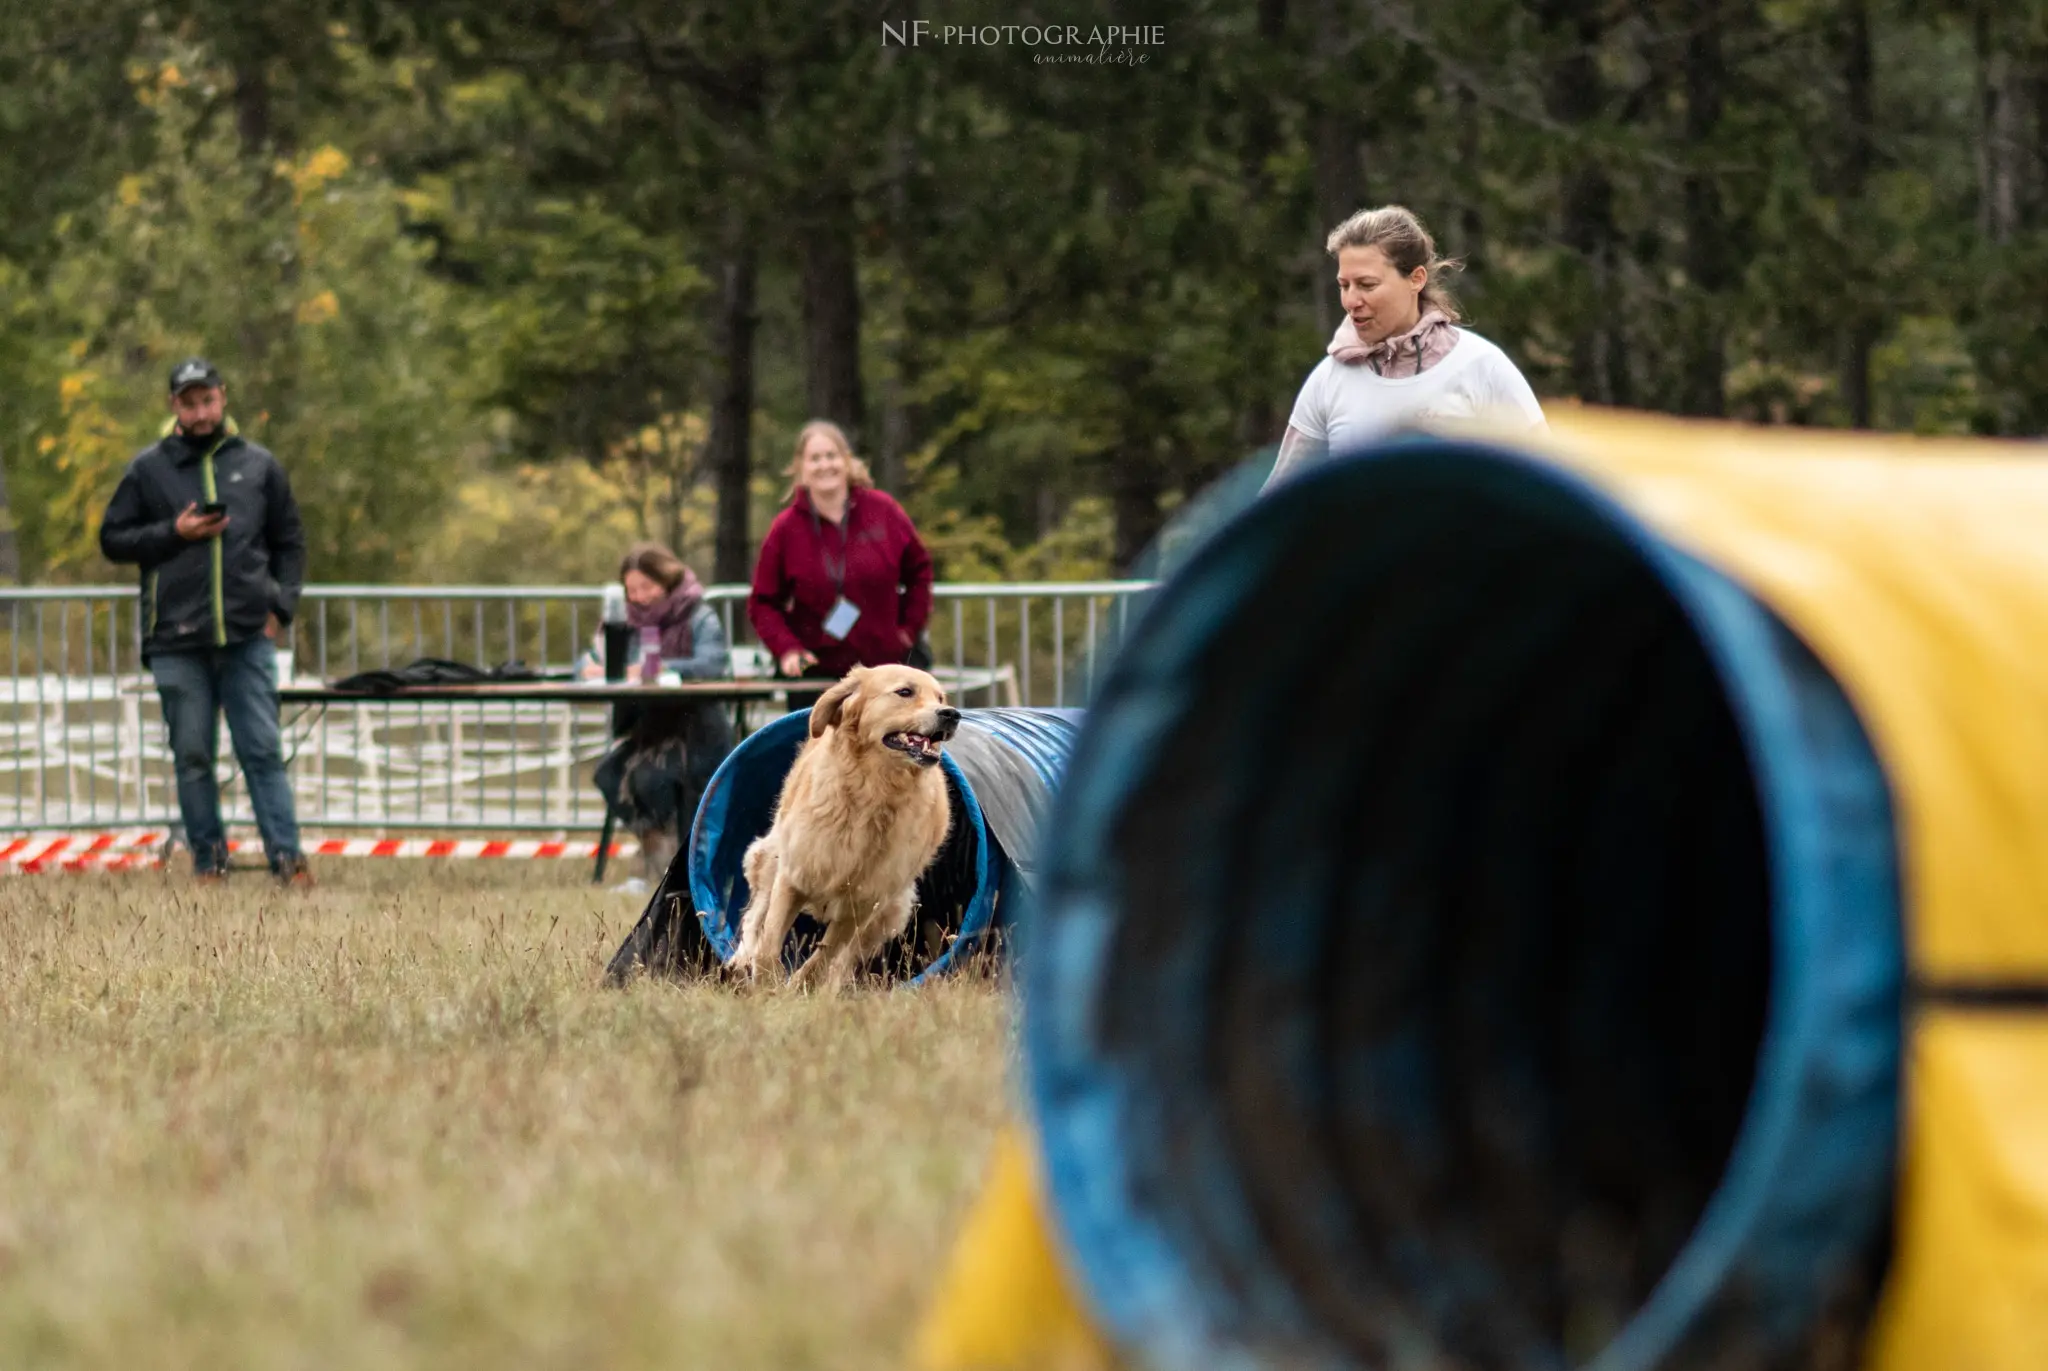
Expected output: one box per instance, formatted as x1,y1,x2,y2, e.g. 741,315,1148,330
0,1,2041,591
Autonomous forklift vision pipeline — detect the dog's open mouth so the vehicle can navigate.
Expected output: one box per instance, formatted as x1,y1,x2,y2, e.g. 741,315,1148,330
884,731,944,767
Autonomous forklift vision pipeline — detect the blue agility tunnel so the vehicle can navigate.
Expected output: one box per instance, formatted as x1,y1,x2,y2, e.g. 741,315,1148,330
687,705,1082,984
1022,438,1904,1370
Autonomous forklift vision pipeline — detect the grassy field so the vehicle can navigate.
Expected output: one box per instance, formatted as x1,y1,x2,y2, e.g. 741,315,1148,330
0,861,1016,1370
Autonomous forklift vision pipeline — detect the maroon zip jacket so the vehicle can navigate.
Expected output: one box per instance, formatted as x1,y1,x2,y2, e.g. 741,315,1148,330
748,487,935,678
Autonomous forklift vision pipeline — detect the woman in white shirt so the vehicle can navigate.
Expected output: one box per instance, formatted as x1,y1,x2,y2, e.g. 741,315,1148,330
1264,205,1545,491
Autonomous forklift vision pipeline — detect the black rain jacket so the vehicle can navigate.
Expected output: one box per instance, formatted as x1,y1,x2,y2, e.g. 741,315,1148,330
98,421,306,657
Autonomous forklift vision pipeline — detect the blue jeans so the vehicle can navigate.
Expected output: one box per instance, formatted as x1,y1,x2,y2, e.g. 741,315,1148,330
150,637,303,874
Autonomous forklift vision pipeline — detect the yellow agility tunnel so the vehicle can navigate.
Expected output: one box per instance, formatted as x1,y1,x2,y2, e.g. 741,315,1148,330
919,410,2048,1370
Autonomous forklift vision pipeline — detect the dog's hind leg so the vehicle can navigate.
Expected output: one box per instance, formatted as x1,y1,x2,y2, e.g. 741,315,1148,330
788,910,861,995
821,887,918,993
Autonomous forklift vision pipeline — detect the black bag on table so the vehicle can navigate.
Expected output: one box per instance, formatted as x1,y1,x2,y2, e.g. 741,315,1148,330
326,658,551,694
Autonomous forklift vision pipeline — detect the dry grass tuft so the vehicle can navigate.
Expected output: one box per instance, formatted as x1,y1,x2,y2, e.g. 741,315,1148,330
0,861,1016,1369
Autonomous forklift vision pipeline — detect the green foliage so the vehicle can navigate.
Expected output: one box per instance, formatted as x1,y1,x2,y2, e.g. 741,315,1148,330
3,48,482,579
0,2,2043,588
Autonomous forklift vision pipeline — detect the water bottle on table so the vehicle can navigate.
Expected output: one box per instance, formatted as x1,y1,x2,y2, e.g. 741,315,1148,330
601,585,632,681
639,625,663,685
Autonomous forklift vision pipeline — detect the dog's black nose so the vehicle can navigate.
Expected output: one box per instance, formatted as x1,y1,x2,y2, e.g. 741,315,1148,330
933,706,962,737
936,707,961,722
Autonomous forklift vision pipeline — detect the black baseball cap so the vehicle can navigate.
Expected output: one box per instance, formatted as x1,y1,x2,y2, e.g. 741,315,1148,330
167,357,223,394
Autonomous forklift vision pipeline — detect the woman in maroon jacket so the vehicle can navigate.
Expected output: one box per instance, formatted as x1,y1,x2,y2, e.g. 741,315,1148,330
749,420,935,704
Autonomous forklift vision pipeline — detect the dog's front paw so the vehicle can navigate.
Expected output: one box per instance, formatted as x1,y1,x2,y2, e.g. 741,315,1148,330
727,947,783,991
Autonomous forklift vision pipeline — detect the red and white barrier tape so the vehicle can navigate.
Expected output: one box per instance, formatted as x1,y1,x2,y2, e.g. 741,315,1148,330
0,830,636,873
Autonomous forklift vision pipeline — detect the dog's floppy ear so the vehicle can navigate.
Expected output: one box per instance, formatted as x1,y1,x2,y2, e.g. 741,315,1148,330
809,670,865,739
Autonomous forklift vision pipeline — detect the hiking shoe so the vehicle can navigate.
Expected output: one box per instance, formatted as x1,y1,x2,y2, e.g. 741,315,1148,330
274,855,314,887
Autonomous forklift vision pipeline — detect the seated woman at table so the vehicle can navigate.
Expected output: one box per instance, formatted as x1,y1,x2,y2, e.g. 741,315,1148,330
580,542,735,884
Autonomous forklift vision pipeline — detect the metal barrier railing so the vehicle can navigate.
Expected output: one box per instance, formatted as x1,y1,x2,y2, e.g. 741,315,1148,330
0,581,1154,835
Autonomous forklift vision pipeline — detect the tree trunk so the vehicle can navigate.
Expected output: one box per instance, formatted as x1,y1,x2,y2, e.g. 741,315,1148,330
1455,84,1487,296
662,406,693,558
1110,409,1165,571
707,212,759,585
1840,321,1879,429
234,61,273,156
1681,6,1729,418
1562,171,1625,405
1978,5,2020,244
1104,157,1165,569
668,464,689,563
1309,110,1365,338
1238,392,1278,453
875,324,913,496
1238,0,1289,451
801,178,866,449
2033,61,2048,228
875,126,916,494
1307,0,1365,339
1839,0,1876,427
1544,0,1628,405
0,442,19,584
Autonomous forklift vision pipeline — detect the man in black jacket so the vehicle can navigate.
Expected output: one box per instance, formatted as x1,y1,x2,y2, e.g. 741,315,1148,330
99,358,310,882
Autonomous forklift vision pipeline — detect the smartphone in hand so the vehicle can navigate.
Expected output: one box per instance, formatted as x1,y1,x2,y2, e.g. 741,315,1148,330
200,502,228,518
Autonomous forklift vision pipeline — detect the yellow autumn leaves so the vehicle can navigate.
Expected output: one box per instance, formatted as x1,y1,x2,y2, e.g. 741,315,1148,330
125,59,182,105
35,366,127,567
104,143,350,328
287,147,349,326
296,291,340,326
31,134,348,572
282,145,350,202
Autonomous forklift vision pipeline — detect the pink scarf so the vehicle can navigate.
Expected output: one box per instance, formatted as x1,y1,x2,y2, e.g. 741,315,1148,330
1328,308,1458,378
625,570,705,658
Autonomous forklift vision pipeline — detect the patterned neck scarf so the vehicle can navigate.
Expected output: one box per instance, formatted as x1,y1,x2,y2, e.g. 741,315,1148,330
1328,308,1459,378
625,572,705,658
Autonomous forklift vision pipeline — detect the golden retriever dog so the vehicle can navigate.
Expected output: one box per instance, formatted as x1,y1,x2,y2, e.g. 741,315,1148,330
731,665,961,992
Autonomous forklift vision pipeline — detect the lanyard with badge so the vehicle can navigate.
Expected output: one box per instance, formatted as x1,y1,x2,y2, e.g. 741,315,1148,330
809,499,862,641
